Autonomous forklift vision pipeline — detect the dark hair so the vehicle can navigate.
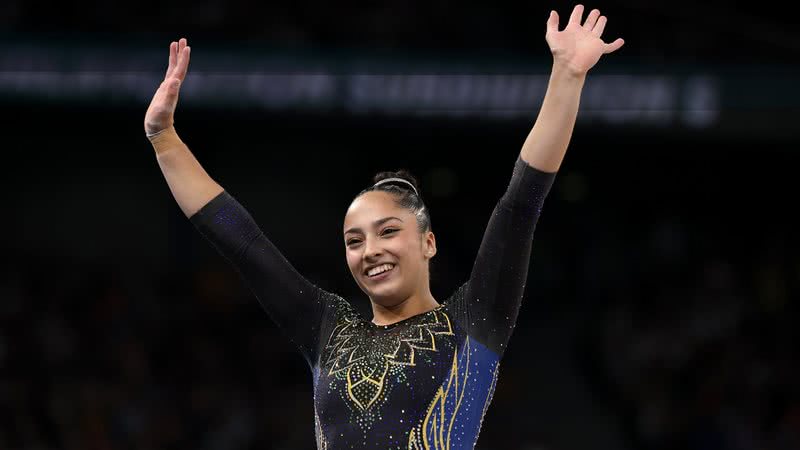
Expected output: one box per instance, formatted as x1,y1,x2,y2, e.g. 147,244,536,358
356,169,431,234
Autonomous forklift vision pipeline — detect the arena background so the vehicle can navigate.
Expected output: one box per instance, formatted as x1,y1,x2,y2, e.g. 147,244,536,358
1,1,798,449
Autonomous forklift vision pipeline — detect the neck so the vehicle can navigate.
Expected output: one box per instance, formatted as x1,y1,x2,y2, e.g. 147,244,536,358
370,286,439,326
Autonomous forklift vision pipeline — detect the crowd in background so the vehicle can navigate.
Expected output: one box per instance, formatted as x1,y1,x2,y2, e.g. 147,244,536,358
579,214,800,450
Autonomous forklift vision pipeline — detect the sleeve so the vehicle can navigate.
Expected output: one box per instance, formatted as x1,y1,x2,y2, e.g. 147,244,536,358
188,190,330,367
457,155,557,355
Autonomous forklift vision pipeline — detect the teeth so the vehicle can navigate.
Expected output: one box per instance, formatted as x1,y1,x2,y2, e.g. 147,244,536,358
367,264,394,277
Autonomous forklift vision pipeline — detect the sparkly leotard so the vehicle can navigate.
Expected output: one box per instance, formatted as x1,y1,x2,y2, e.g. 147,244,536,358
189,156,556,449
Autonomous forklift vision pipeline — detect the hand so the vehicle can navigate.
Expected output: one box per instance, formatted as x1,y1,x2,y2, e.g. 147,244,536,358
545,4,624,76
144,38,191,137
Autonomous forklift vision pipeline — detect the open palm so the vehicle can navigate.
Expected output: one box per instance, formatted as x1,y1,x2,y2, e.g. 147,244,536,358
546,4,624,75
144,38,191,136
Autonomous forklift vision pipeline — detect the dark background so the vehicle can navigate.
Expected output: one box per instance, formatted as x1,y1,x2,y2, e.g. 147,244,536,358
1,1,799,449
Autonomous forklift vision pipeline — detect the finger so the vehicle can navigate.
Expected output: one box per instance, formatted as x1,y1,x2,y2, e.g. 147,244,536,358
172,38,190,81
173,38,186,75
592,16,607,37
568,4,584,26
165,41,177,79
583,9,600,30
603,38,625,54
173,45,191,81
546,10,559,34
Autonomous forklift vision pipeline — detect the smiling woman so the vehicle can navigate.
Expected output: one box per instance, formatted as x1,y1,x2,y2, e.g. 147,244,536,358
187,150,554,450
143,4,623,449
343,170,438,327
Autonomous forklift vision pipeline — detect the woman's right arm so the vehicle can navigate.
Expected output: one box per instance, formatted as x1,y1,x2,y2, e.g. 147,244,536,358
145,38,223,217
188,190,330,367
143,39,332,366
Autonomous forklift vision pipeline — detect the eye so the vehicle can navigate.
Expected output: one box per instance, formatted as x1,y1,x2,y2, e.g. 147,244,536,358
382,228,397,235
346,238,362,246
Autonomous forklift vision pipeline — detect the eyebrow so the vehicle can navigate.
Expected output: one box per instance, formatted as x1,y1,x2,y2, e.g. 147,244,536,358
345,216,404,235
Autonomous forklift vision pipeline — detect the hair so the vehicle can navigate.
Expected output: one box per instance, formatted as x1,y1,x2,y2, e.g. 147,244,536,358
356,169,431,234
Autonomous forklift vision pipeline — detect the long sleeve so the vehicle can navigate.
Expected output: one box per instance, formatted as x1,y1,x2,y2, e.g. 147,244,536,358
452,155,557,356
189,190,330,367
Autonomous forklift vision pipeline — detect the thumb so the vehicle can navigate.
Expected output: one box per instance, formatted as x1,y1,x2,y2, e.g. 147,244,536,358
546,10,559,34
162,78,182,102
603,38,625,54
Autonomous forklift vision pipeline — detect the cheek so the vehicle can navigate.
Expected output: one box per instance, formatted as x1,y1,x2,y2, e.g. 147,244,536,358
392,240,420,264
344,250,357,270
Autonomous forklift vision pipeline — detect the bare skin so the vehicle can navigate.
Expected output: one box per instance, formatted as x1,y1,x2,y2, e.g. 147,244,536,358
520,4,624,172
144,39,190,137
144,38,223,218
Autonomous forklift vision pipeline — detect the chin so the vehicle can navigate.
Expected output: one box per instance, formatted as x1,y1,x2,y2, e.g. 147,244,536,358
366,283,396,299
368,282,409,305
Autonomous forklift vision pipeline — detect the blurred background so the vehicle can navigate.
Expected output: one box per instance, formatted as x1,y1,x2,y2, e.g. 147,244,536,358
1,0,799,449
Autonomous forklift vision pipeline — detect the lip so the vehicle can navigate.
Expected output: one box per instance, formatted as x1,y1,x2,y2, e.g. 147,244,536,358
363,262,395,275
364,264,395,282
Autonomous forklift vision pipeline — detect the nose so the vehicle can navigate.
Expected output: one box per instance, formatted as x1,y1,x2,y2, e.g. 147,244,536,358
363,236,382,261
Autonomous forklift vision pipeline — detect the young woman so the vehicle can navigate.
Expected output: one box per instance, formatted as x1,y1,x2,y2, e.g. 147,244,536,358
144,4,623,448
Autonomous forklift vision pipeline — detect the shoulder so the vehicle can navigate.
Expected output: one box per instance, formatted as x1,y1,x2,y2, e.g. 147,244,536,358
317,289,361,319
442,280,470,306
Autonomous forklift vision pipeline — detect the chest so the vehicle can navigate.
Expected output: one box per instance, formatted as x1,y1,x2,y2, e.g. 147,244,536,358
313,309,463,430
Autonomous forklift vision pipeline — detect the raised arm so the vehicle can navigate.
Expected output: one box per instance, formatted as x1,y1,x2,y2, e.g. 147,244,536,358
520,4,624,172
143,39,332,366
455,5,623,355
144,38,223,217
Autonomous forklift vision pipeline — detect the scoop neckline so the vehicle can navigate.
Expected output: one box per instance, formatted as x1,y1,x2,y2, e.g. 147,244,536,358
367,302,447,329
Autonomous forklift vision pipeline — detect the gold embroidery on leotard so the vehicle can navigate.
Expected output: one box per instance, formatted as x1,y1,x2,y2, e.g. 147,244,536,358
407,338,470,450
322,310,454,412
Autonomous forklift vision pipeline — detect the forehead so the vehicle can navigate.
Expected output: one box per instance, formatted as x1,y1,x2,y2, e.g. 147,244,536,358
343,191,408,231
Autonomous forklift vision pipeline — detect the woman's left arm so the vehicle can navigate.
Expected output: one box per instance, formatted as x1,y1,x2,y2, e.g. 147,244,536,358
521,4,624,172
456,5,624,355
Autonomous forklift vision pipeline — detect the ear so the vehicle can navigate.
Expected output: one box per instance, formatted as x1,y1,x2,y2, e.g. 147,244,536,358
423,230,437,259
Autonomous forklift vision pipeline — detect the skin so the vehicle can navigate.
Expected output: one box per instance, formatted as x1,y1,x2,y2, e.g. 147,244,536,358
520,4,624,172
343,191,438,326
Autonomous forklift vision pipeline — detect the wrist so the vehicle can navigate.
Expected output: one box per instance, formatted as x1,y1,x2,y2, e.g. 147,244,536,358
147,125,178,144
147,126,182,156
551,60,588,82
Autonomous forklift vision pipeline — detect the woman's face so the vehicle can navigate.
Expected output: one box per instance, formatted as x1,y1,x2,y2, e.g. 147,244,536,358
343,191,436,306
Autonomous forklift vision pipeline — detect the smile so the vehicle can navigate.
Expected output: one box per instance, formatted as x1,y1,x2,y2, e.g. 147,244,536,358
366,263,395,280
